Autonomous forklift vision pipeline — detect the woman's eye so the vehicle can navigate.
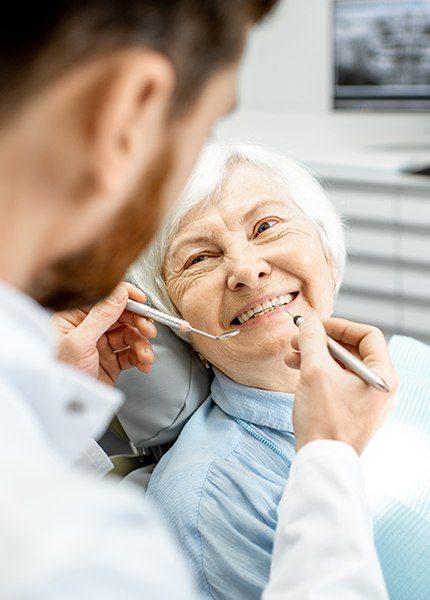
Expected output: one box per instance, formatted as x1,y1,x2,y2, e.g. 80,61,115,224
185,254,208,269
191,255,206,265
256,219,279,236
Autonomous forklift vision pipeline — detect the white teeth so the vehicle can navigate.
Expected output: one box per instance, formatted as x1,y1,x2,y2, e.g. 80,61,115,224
238,312,251,324
235,292,297,324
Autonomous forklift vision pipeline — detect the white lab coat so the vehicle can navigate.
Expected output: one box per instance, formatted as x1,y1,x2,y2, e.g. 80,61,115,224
0,280,388,599
265,441,388,599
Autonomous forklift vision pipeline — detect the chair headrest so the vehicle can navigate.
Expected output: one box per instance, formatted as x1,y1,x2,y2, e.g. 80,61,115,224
116,322,212,448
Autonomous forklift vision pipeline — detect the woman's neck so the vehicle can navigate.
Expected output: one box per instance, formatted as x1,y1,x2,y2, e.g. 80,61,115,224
217,357,299,394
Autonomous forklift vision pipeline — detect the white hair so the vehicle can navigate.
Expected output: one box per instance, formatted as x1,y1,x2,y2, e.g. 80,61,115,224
129,141,346,331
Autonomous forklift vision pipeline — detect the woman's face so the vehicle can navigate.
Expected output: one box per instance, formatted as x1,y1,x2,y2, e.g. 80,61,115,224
164,163,336,386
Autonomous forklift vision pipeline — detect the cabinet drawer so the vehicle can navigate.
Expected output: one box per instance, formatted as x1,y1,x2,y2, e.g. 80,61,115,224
329,188,394,222
400,233,430,264
403,305,430,335
334,294,401,330
402,269,430,301
346,228,397,258
399,196,430,228
342,261,399,295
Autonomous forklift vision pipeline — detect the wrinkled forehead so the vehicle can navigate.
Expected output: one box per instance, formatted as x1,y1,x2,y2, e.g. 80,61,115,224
173,162,306,239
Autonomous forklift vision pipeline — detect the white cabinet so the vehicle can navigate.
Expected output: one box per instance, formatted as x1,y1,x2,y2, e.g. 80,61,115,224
341,260,399,295
345,227,397,259
321,176,430,344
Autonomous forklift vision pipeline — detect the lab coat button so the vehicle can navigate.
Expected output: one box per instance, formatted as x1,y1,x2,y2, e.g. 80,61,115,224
66,399,85,414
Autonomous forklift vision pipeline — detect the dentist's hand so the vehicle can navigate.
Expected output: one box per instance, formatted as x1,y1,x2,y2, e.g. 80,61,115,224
51,283,157,386
285,316,398,455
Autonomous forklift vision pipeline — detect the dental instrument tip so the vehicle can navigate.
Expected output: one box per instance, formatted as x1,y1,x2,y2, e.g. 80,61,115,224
218,329,240,339
188,326,240,340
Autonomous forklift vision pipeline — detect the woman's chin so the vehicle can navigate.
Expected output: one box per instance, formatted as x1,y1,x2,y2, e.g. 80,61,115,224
230,315,295,361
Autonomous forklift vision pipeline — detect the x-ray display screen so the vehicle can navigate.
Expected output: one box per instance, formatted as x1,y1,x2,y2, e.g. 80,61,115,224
334,0,430,110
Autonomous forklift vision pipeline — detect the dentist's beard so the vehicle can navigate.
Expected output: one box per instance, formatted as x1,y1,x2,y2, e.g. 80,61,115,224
30,147,172,311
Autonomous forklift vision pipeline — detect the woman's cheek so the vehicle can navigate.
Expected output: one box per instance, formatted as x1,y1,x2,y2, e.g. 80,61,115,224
313,279,336,317
166,275,190,315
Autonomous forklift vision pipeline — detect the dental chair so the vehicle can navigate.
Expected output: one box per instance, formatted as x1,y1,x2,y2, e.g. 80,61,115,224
106,321,212,489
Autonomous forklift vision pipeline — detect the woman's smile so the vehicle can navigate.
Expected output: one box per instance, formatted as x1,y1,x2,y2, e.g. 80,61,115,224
160,159,338,390
229,291,300,329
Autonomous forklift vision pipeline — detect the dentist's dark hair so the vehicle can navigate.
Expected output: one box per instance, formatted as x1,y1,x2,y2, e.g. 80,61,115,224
0,1,278,121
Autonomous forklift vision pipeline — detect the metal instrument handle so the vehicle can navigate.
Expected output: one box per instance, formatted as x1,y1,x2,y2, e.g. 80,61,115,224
126,299,187,331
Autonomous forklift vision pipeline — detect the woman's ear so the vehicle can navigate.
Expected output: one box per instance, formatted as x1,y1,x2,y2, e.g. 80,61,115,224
323,252,338,293
83,48,176,205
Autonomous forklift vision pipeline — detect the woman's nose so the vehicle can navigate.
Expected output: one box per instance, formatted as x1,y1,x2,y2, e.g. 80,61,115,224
226,252,271,291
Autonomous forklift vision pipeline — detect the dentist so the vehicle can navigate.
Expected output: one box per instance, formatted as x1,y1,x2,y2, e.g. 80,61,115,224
0,2,397,599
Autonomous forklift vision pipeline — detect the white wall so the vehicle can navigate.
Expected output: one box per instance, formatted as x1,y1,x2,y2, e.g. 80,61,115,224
218,0,430,168
239,0,331,112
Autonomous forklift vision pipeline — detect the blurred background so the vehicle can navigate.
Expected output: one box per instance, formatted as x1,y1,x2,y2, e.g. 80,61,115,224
215,0,430,344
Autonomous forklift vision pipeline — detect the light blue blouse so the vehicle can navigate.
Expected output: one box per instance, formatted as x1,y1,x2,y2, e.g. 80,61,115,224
148,336,430,600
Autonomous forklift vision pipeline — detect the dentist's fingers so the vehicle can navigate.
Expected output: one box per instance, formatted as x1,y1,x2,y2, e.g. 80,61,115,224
284,350,301,370
97,331,153,376
292,317,395,386
53,282,157,384
286,315,330,371
77,283,156,345
289,315,399,455
116,282,157,339
114,345,154,374
116,311,157,340
106,325,154,366
294,314,333,373
321,317,391,372
76,284,131,345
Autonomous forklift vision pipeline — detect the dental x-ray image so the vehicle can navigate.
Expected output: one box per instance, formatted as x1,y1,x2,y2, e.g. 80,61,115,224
334,0,430,109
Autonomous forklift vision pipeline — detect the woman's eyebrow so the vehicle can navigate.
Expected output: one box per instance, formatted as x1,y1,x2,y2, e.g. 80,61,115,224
241,199,289,222
170,234,213,256
170,200,289,255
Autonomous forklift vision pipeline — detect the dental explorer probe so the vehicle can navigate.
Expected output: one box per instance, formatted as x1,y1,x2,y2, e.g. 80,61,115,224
284,309,390,393
126,299,240,341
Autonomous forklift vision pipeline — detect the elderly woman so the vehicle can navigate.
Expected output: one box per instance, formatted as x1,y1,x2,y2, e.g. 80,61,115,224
129,142,429,600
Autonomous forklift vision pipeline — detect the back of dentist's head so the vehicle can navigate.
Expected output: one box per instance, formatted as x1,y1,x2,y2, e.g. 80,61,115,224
130,141,346,333
0,1,278,121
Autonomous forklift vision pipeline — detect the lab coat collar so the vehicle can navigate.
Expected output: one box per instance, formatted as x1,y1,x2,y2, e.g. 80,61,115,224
211,367,294,432
0,279,123,465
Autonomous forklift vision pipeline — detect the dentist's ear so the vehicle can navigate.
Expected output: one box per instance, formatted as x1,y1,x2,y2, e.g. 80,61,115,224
85,48,176,205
